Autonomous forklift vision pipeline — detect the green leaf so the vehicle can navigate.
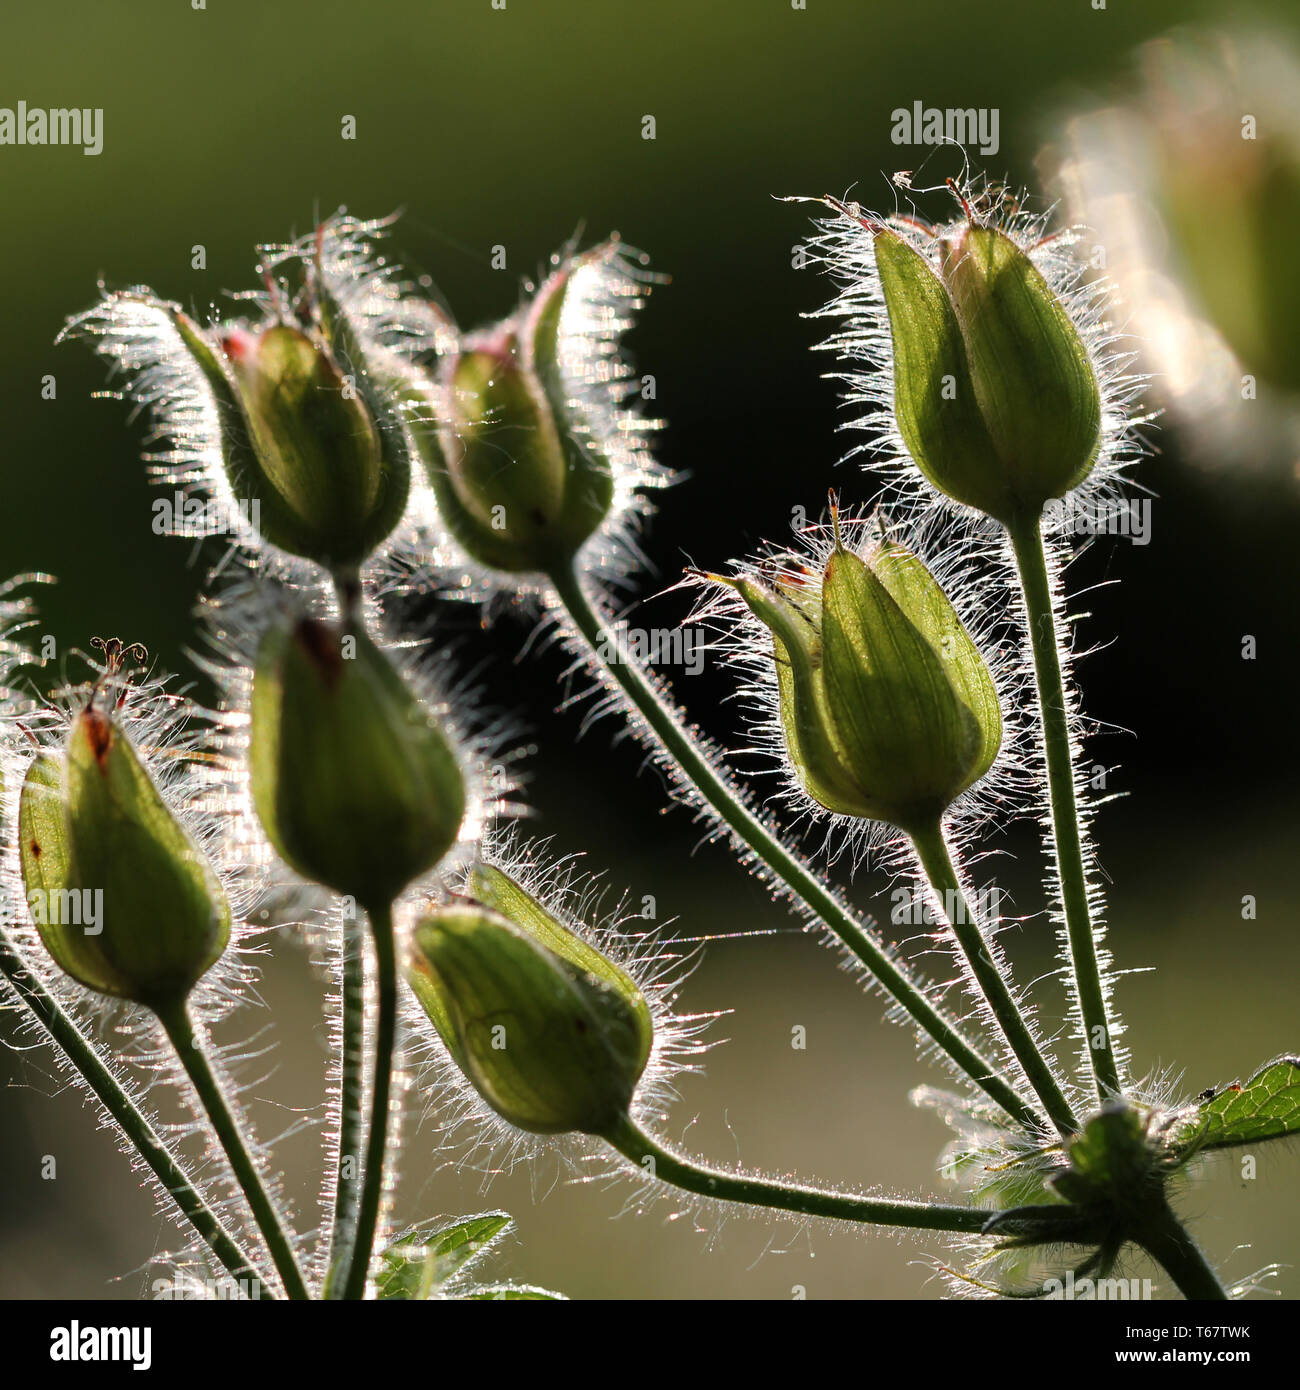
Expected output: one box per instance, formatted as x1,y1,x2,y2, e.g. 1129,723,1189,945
463,1283,568,1300
375,1212,513,1300
1193,1056,1300,1151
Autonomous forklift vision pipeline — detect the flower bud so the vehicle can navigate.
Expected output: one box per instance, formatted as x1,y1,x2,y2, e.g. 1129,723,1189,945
466,862,653,1032
249,618,465,907
174,306,410,570
726,527,1001,833
416,260,616,574
873,222,1101,524
409,902,652,1136
18,708,230,1009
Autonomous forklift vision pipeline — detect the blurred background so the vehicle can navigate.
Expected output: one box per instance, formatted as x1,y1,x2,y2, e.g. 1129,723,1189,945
2,0,1298,1299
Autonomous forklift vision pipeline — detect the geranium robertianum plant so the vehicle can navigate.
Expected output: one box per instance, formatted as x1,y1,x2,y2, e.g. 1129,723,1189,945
0,183,1294,1302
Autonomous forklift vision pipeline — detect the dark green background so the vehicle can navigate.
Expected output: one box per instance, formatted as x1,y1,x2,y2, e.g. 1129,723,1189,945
1,0,1297,1299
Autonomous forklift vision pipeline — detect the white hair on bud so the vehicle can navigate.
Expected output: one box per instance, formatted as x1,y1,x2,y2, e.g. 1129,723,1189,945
685,503,1035,862
685,504,1085,1125
56,288,285,566
189,545,524,1274
376,235,674,611
800,169,1152,544
57,211,433,592
799,171,1143,1094
401,827,716,1186
0,579,307,1296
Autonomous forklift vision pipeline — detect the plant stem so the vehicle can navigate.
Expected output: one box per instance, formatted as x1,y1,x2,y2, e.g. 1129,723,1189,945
1136,1201,1228,1301
1006,511,1121,1101
339,901,398,1300
549,562,1039,1133
606,1112,998,1234
0,935,266,1293
910,821,1076,1136
158,1002,310,1300
324,914,366,1298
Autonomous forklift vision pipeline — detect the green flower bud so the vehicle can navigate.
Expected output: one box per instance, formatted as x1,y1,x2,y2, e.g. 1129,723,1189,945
874,223,1101,524
466,863,653,1038
410,902,653,1136
250,618,465,907
726,526,1001,833
18,708,231,1010
416,263,615,575
174,308,410,570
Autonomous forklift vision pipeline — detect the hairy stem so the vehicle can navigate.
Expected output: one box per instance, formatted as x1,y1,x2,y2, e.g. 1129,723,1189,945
549,562,1039,1132
1136,1201,1228,1301
911,820,1076,1135
324,914,366,1298
606,1112,1056,1234
0,935,266,1293
1007,511,1120,1100
158,1003,309,1300
340,901,398,1300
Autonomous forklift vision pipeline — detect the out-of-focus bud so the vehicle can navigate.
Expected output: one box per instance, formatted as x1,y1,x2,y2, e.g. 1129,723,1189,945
409,900,653,1137
249,617,465,908
415,258,616,574
18,706,230,1010
873,222,1101,524
1049,27,1300,478
173,303,410,570
723,523,1001,833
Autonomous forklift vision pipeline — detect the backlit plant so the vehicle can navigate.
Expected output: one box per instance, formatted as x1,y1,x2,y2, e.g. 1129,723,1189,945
0,183,1295,1301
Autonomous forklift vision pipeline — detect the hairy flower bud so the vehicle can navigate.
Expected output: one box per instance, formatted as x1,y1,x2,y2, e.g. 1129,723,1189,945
416,262,616,574
873,222,1101,524
466,862,653,1033
249,618,465,907
174,306,410,570
410,897,653,1137
18,707,230,1010
726,527,1001,833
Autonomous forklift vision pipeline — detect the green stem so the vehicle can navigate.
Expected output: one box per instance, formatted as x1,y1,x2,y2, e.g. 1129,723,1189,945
324,914,366,1298
1136,1201,1228,1301
0,935,266,1294
549,563,1040,1133
910,821,1076,1136
158,1003,310,1300
1006,512,1120,1100
607,1112,1002,1234
340,901,398,1300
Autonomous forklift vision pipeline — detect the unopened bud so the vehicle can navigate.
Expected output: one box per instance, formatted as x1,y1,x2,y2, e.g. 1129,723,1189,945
415,257,616,574
875,222,1101,524
410,897,652,1137
19,708,230,1009
175,306,410,569
250,618,465,907
726,524,1001,833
